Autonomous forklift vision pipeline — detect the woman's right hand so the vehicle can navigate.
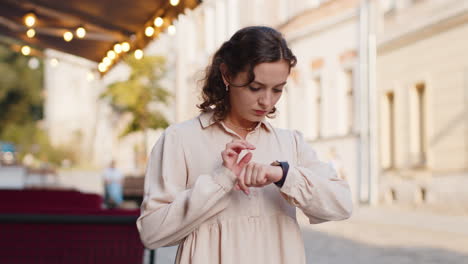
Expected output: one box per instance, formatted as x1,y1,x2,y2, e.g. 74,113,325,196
221,139,255,179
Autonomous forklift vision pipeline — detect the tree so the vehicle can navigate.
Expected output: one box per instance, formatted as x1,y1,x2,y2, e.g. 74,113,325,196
101,55,171,168
0,44,43,135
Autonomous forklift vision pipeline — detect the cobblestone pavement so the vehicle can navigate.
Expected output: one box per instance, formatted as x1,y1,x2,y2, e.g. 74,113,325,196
153,206,468,264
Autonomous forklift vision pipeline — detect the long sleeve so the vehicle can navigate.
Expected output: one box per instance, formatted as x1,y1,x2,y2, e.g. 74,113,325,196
279,130,353,224
136,127,237,249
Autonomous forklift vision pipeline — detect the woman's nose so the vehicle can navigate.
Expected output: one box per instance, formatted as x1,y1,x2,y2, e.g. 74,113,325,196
258,92,271,106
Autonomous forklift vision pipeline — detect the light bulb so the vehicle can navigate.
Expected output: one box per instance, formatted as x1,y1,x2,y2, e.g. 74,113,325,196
170,0,180,6
103,57,111,66
114,43,122,54
76,27,86,38
168,25,176,35
87,72,95,81
107,50,116,60
24,12,36,27
26,28,36,38
121,42,130,52
145,26,155,37
63,31,73,42
134,49,143,60
50,58,59,67
154,17,164,27
21,46,31,56
98,63,107,73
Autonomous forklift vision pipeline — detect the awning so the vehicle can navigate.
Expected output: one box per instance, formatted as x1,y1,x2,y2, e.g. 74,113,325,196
0,0,200,68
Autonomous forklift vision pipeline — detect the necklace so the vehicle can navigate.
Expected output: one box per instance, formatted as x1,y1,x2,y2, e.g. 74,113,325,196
224,120,257,131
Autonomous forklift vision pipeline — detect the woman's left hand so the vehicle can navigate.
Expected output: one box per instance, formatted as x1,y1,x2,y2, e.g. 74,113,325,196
236,162,283,194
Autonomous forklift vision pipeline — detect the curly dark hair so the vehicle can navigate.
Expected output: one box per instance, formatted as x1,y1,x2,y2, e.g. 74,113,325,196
197,26,297,121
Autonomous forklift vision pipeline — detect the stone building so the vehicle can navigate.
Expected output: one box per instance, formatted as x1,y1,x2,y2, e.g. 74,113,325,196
376,0,468,212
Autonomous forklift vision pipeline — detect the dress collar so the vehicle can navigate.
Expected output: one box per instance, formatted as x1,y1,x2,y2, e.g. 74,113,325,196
198,110,272,132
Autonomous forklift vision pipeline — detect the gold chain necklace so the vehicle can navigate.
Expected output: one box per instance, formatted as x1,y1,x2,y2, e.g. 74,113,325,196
224,120,257,131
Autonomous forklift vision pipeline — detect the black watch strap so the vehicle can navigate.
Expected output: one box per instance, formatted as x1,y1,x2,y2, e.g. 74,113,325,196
271,161,289,188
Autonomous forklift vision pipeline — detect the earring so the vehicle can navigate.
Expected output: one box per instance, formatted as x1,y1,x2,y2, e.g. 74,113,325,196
225,84,229,92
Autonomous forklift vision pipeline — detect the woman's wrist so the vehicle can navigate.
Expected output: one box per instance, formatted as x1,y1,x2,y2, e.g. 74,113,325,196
270,161,289,188
268,166,283,182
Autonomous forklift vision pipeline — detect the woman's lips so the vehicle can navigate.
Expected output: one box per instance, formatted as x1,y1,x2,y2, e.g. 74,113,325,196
254,110,267,115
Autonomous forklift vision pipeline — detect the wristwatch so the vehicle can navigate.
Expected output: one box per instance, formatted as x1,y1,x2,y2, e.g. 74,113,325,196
270,160,289,188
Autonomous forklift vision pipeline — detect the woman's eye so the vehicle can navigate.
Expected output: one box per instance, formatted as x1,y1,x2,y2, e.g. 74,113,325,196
273,88,283,93
248,86,261,92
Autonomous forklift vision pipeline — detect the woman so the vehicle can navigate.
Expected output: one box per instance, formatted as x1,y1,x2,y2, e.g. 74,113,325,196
137,26,352,264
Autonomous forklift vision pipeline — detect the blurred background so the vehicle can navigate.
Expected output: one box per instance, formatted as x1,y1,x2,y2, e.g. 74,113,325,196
0,0,467,263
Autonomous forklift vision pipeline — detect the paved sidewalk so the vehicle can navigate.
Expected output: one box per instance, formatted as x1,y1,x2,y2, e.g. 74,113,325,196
299,206,468,264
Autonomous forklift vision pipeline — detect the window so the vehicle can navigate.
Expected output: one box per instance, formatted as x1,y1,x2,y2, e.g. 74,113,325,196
415,83,427,166
344,69,355,133
386,92,395,168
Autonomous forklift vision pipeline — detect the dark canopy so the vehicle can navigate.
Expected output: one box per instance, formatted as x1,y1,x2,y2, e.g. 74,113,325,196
0,0,200,62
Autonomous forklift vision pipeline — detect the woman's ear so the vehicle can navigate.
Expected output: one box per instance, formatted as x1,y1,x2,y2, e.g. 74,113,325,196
219,63,229,86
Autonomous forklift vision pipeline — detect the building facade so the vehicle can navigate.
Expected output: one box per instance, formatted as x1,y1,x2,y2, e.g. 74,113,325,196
376,0,468,212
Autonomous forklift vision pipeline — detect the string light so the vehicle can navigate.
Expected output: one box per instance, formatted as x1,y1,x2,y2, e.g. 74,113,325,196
98,63,107,73
21,46,31,56
170,0,180,6
28,57,40,69
134,49,143,60
26,28,36,38
103,57,111,66
154,17,164,27
87,72,95,81
168,25,176,35
50,58,59,67
63,31,73,42
107,50,116,60
76,27,86,38
145,26,155,37
24,12,36,27
114,43,122,54
121,42,130,52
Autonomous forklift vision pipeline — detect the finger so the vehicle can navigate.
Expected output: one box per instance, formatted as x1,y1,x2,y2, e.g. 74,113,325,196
221,150,237,167
237,152,252,170
238,140,256,150
237,169,249,195
245,163,253,186
229,140,256,151
234,183,240,190
260,167,269,186
226,149,237,157
226,142,251,153
251,163,260,186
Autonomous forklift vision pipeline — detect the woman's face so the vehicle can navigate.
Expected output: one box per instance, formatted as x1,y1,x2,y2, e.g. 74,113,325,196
227,60,290,123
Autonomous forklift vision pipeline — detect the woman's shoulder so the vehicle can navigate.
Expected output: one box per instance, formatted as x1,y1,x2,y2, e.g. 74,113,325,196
269,125,303,140
163,114,203,137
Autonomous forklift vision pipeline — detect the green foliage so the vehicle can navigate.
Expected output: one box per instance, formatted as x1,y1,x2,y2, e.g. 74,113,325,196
101,55,171,137
0,45,44,130
0,43,74,167
1,123,76,166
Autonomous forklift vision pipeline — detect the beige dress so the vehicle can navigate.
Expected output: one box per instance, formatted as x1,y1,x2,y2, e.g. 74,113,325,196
137,111,353,264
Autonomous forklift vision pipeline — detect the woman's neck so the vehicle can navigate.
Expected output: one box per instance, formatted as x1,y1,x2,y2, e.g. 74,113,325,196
224,115,257,131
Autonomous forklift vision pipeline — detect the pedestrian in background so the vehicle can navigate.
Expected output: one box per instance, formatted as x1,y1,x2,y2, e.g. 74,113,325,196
137,26,353,263
103,160,124,208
